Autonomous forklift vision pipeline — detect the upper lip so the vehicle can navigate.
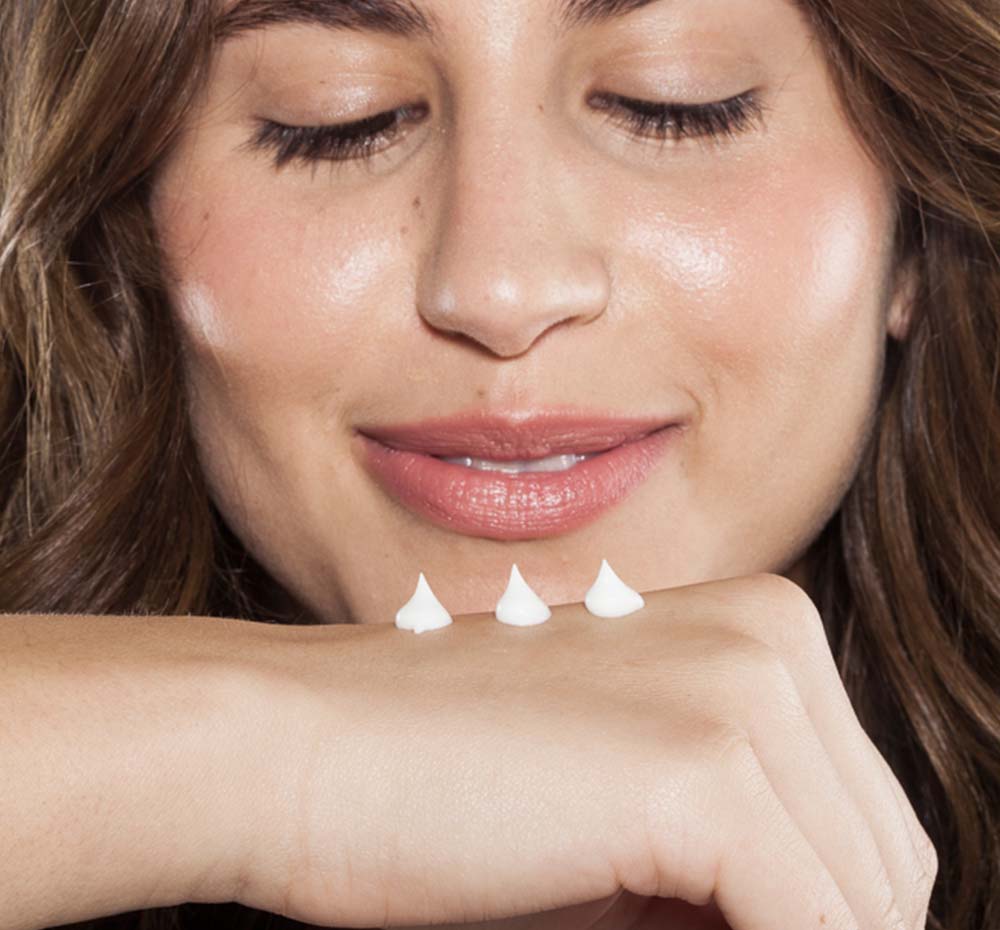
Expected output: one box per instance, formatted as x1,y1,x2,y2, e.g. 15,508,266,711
357,410,682,461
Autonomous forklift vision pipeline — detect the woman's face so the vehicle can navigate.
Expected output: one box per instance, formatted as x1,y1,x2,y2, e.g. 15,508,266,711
151,0,912,624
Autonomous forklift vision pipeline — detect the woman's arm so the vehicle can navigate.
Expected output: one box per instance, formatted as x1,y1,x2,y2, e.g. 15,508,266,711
0,576,936,930
0,611,292,930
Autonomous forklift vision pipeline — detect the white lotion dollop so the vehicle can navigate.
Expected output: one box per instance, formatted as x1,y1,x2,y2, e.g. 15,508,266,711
495,564,552,626
584,559,645,618
395,573,453,634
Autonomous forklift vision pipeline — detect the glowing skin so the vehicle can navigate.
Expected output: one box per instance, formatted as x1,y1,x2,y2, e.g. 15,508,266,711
495,564,552,626
584,559,645,618
150,0,914,626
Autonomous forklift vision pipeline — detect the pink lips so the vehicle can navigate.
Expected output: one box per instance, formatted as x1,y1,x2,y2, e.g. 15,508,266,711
356,411,683,540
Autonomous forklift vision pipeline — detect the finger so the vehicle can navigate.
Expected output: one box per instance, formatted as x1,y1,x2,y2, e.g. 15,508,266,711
868,744,939,927
716,642,908,929
772,641,936,929
675,577,934,928
637,732,859,929
702,737,862,930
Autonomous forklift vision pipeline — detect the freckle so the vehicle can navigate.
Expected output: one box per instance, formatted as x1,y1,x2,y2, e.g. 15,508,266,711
412,196,422,209
400,225,410,235
538,103,545,113
202,210,210,222
820,916,826,925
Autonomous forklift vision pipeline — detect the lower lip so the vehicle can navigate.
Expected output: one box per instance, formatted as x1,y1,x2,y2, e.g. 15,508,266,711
357,426,681,540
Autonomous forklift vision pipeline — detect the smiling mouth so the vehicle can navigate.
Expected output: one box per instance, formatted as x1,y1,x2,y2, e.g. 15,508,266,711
356,423,682,541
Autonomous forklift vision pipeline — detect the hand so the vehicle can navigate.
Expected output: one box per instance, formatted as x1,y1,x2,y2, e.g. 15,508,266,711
227,573,937,929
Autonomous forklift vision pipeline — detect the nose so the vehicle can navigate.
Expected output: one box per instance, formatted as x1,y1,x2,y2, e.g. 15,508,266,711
415,116,611,359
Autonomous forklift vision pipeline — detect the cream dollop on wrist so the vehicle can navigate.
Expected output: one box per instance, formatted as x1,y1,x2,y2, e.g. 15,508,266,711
395,573,454,634
584,559,646,617
495,564,552,626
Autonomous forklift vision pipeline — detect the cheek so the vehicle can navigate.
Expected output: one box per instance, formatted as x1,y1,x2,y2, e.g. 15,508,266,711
608,131,895,542
154,173,402,412
618,141,893,413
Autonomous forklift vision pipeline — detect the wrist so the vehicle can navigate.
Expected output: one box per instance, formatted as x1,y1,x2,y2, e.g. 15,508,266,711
166,615,305,907
0,612,300,929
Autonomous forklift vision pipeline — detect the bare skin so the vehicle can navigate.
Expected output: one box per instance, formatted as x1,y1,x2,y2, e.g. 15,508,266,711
135,0,937,927
151,0,915,627
226,575,936,930
0,585,935,929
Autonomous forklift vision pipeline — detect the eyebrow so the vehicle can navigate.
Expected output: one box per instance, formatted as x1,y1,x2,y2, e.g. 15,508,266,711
214,0,666,45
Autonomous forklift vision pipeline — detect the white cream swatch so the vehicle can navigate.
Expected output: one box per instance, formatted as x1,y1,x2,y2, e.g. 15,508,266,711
495,564,552,626
584,559,645,618
396,573,453,634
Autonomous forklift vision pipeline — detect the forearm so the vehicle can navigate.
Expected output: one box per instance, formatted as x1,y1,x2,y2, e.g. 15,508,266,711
0,611,273,930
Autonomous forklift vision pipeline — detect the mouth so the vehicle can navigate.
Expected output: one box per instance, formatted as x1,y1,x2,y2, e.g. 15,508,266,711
355,410,685,540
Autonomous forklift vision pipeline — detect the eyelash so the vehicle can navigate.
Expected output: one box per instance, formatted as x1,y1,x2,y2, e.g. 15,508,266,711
246,91,767,171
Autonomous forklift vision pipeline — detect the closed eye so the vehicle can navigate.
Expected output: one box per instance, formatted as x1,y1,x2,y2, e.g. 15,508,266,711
242,90,768,171
591,90,767,146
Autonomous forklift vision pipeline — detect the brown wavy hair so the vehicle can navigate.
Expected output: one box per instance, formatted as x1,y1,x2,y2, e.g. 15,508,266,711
2,1,998,928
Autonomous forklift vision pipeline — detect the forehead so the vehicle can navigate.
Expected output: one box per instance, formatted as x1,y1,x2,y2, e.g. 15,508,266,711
214,0,807,46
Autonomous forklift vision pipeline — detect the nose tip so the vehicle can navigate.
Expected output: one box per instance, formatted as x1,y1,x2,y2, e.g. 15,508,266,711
418,244,611,359
414,106,612,358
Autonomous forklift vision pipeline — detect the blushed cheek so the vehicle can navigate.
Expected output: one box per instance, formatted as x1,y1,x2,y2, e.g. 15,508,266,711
798,188,892,336
654,227,735,315
156,179,398,407
624,148,891,400
738,159,892,394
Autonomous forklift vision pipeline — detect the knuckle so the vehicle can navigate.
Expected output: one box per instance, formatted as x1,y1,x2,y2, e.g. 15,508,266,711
715,634,805,726
714,726,769,799
742,572,824,625
715,573,828,659
737,573,831,676
673,573,830,679
775,576,824,631
733,570,804,599
707,719,758,772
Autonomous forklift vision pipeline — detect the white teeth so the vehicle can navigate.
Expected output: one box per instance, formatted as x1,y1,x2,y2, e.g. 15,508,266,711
439,453,593,473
